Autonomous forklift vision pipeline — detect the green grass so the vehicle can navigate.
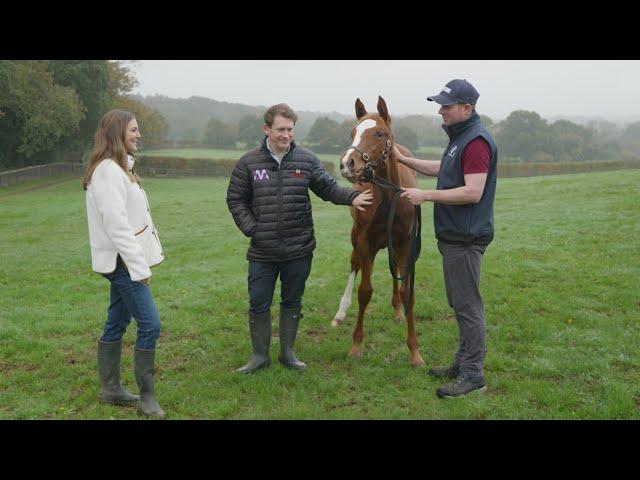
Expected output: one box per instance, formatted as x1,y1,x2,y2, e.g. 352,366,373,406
1,169,639,419
140,148,245,160
414,145,444,158
139,147,343,166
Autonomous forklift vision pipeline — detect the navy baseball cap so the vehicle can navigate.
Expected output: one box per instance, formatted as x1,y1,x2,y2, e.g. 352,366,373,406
427,79,480,105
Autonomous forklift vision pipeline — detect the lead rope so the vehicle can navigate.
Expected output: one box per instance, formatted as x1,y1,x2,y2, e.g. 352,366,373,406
367,174,422,317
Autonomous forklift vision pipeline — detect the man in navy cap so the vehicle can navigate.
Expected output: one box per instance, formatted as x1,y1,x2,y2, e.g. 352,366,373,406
393,79,498,398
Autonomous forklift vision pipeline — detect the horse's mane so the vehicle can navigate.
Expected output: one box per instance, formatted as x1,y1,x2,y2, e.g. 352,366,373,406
387,141,418,189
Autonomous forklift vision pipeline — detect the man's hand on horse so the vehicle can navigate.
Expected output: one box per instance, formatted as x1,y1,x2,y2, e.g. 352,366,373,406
392,145,407,163
400,188,430,205
352,189,373,211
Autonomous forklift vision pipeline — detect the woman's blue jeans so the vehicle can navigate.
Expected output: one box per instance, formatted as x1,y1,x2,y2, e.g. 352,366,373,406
100,257,161,350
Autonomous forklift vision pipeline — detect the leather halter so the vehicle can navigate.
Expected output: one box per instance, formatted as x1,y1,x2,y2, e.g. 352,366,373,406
348,138,392,182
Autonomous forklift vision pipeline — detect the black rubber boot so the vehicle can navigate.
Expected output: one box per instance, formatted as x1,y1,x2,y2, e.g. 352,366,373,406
134,348,166,417
236,311,272,374
97,340,139,405
278,307,306,370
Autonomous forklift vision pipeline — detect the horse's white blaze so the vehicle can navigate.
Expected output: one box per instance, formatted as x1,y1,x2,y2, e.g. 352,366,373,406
333,270,357,323
341,119,376,169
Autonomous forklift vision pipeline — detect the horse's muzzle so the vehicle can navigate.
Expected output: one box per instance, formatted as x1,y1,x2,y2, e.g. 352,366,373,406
341,169,360,184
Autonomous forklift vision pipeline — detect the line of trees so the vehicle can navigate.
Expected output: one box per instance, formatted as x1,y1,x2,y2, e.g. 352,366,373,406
4,63,639,167
298,111,640,162
200,109,638,164
492,110,640,162
198,114,432,152
0,61,169,170
139,93,640,163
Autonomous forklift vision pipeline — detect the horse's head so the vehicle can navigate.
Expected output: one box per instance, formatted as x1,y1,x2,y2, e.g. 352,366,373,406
340,96,393,183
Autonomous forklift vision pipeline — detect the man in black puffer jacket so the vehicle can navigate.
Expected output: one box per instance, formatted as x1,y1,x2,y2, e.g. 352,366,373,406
227,103,372,374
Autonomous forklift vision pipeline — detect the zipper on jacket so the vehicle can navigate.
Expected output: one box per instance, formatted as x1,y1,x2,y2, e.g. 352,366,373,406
139,183,151,213
151,229,163,254
276,166,283,241
139,182,162,250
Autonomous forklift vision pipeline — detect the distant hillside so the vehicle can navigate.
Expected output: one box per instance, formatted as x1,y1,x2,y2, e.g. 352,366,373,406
547,114,640,127
134,94,354,140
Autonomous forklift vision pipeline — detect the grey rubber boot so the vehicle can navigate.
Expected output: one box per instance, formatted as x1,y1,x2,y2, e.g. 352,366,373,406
278,307,306,370
97,340,140,405
236,311,272,374
134,348,166,417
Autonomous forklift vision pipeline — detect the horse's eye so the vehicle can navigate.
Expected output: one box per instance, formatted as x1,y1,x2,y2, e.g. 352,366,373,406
374,131,383,138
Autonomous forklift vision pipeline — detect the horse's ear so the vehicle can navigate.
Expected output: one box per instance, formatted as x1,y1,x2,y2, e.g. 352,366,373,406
377,96,391,125
355,98,367,120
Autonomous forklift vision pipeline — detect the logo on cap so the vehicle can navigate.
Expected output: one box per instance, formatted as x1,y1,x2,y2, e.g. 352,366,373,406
427,79,479,105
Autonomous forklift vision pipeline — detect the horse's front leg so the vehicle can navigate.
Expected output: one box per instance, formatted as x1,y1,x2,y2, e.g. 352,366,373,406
349,242,375,358
331,249,359,327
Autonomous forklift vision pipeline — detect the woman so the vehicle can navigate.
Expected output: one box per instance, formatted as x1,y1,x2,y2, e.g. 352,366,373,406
83,110,165,417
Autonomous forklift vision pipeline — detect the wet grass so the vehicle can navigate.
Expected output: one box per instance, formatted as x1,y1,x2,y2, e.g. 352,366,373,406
0,169,638,419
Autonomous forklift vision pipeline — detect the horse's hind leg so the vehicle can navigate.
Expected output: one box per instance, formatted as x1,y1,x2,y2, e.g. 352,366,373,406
404,277,425,368
331,249,360,327
391,235,410,322
397,245,425,368
392,271,405,323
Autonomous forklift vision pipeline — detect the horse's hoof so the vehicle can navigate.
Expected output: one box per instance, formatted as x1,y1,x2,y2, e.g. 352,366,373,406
394,316,405,323
330,318,342,327
411,358,426,368
348,349,362,358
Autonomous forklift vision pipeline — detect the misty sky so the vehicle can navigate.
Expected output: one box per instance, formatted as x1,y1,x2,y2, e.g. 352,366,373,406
130,60,640,121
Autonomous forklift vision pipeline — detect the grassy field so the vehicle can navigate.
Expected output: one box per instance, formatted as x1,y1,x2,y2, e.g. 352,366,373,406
139,147,344,165
414,145,444,158
0,169,639,419
140,148,246,160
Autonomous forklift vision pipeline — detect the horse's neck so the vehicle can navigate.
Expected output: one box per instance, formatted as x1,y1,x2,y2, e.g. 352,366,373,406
384,150,401,186
370,153,401,203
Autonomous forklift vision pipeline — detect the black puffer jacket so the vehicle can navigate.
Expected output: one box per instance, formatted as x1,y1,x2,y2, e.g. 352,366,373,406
227,138,359,262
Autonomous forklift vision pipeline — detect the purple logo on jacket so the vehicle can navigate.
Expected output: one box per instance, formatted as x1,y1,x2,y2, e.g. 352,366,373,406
254,169,270,181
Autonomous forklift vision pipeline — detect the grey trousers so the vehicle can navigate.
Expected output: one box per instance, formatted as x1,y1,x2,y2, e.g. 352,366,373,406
437,241,488,380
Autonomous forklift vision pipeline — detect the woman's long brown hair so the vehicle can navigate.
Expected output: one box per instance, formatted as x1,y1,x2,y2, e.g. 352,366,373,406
82,110,137,190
